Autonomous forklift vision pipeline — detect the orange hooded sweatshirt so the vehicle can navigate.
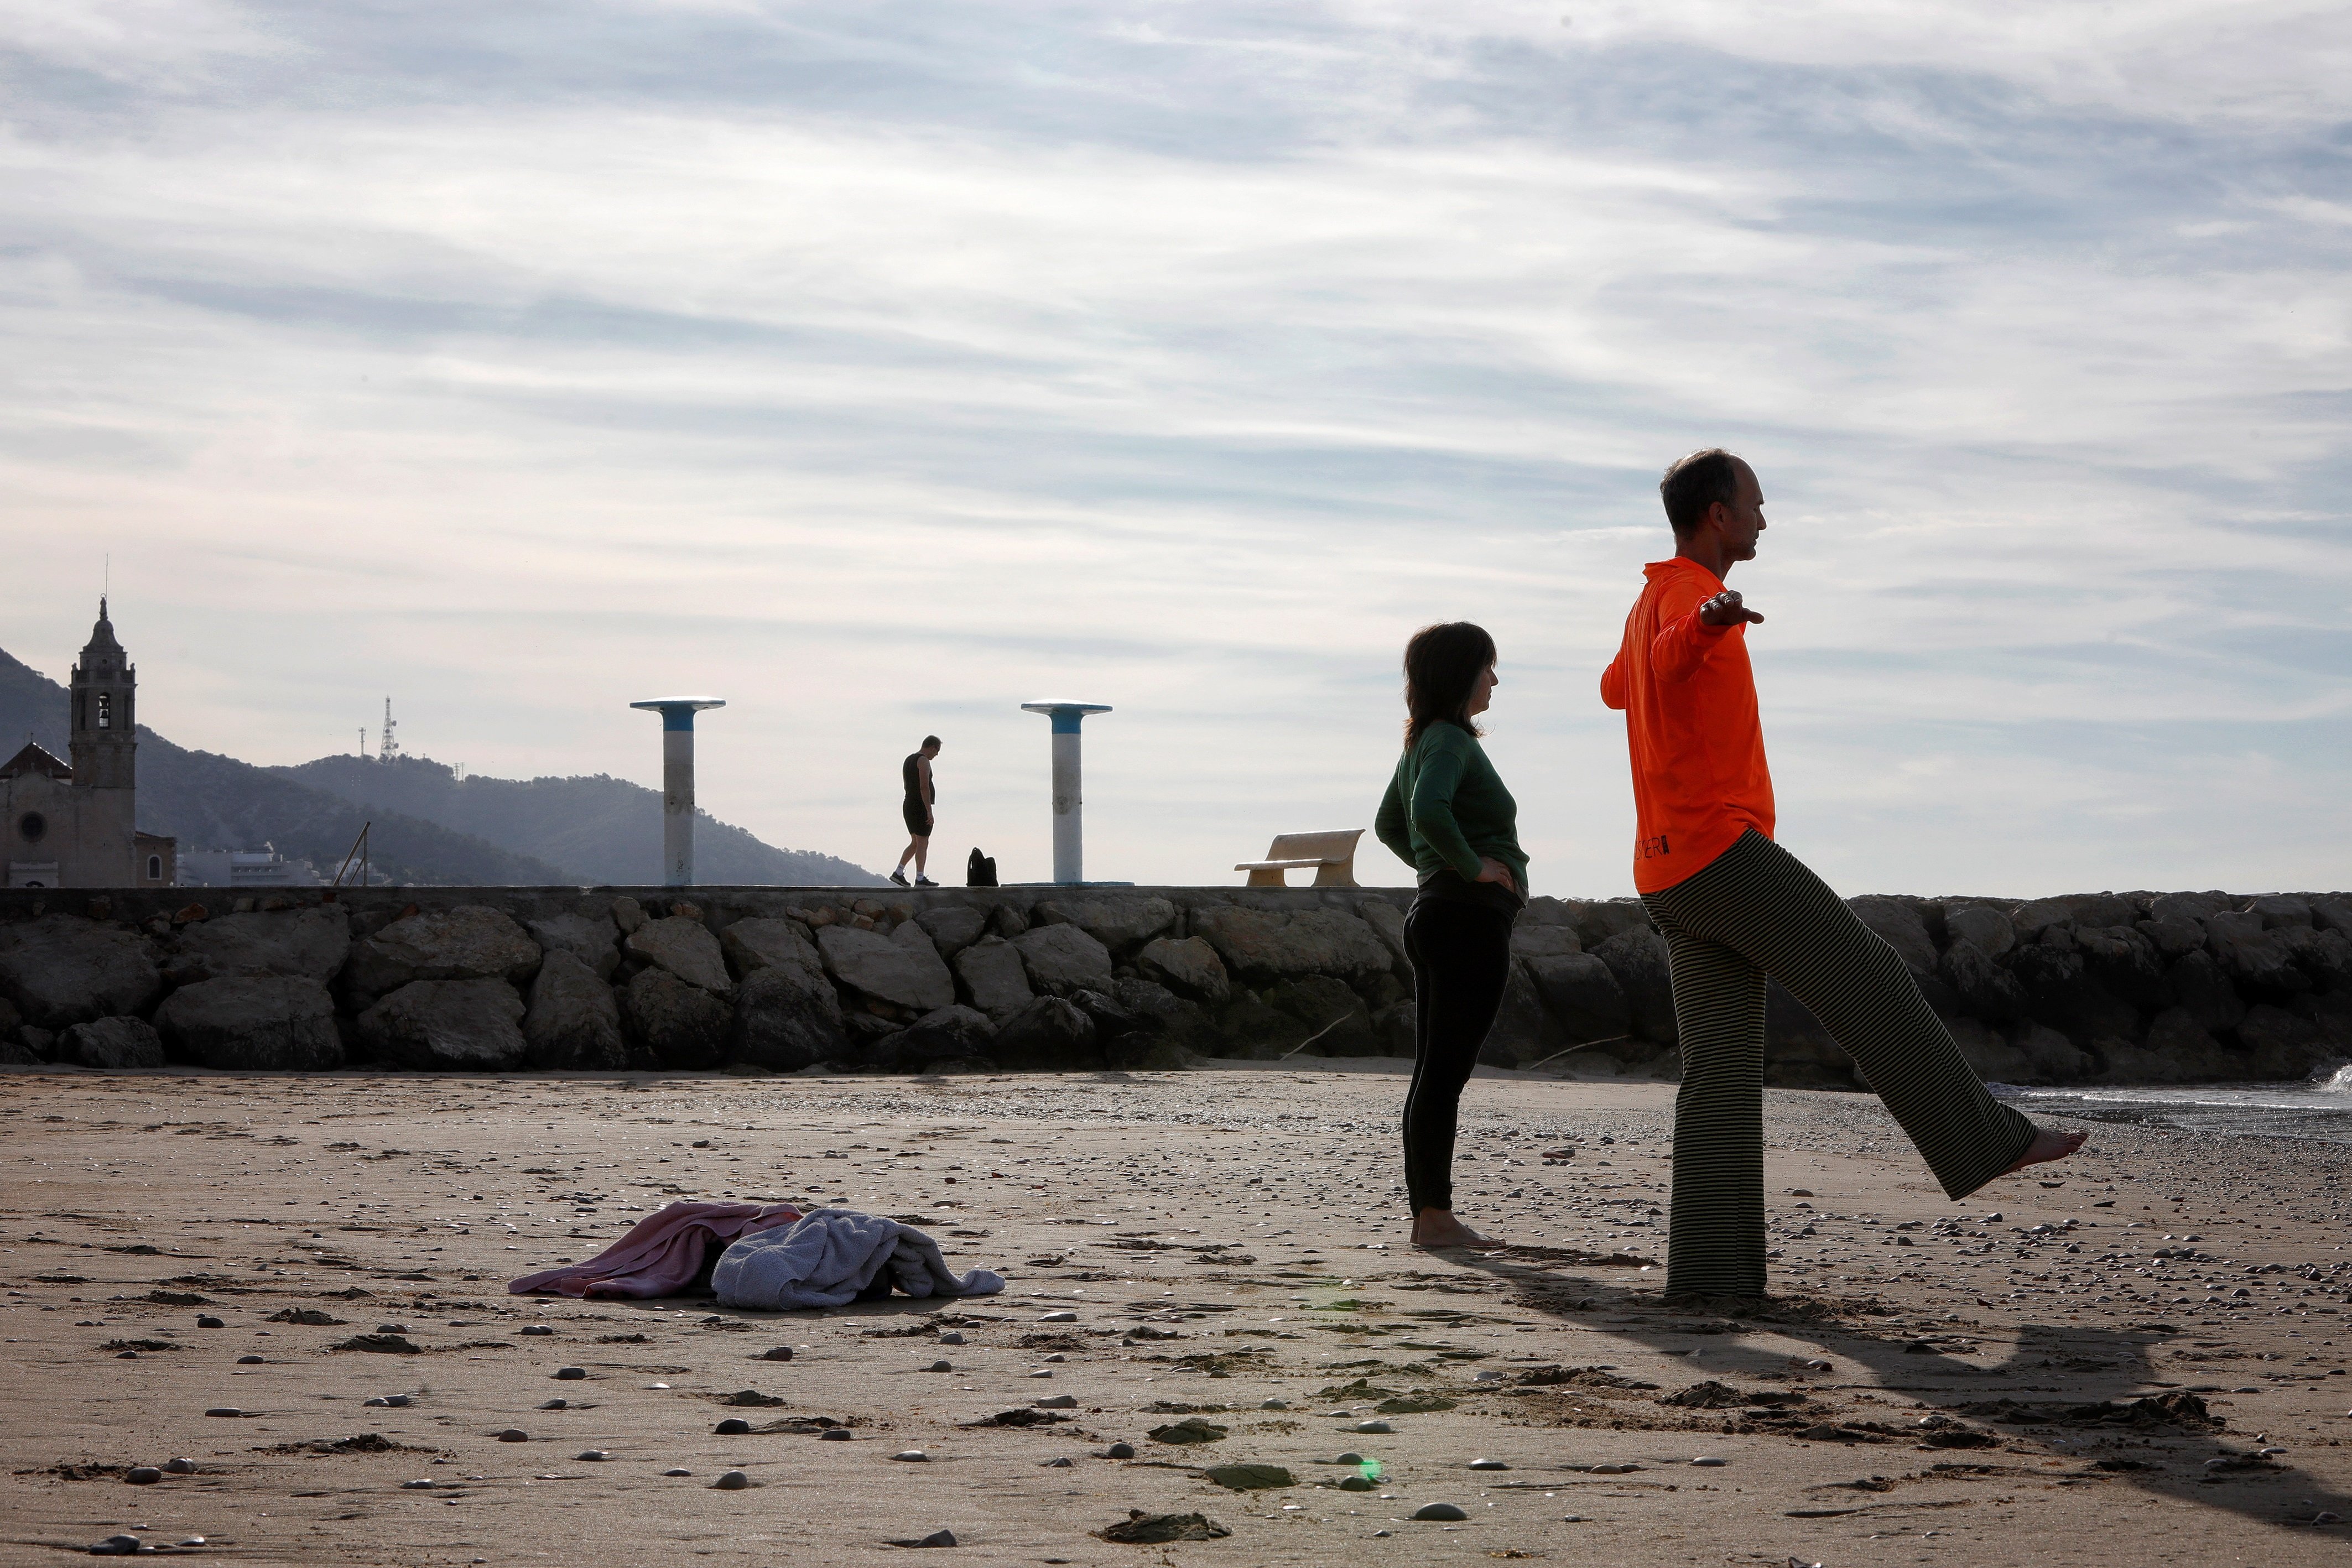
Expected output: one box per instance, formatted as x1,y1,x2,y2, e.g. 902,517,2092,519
1600,558,1776,894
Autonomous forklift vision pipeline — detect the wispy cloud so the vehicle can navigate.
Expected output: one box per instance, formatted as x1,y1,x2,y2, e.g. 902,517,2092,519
2,1,2346,892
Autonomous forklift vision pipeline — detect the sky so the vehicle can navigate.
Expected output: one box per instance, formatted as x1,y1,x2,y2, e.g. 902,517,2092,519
2,0,2348,895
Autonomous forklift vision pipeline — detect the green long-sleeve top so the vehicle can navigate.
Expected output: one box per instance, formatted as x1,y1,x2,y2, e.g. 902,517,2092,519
1374,721,1528,899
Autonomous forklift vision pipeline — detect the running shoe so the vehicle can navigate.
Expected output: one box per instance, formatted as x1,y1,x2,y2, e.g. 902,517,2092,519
915,877,938,887
889,869,909,887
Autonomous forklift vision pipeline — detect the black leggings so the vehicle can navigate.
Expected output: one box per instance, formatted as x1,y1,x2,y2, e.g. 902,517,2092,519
1401,898,1515,1214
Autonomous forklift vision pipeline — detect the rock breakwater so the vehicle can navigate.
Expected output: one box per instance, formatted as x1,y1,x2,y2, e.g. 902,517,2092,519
0,885,2345,1087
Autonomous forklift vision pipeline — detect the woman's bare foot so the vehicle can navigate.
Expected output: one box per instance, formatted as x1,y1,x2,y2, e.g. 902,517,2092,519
1410,1208,1495,1248
2001,1124,2088,1176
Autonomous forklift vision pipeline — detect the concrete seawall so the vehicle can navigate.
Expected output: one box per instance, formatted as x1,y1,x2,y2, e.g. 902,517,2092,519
1,884,2346,1086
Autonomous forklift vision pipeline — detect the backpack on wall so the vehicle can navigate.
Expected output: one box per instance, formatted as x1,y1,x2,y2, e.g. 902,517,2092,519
966,847,998,888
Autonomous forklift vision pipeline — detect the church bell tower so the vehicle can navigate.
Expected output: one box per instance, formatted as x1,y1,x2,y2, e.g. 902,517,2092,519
70,597,138,792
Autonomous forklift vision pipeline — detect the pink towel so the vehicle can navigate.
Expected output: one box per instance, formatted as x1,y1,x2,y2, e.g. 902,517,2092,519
508,1200,804,1299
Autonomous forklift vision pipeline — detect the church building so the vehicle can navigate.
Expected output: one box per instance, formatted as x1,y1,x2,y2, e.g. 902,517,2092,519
1,599,176,889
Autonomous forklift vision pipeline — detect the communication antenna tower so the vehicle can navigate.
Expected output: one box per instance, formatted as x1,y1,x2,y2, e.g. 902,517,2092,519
379,698,400,762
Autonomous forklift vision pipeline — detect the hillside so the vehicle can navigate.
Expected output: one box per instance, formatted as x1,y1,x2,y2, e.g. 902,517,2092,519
0,644,873,885
277,753,880,887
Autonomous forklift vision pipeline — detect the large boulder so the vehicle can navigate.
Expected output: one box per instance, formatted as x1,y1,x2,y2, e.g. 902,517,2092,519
171,906,349,984
1522,952,1629,1038
2204,910,2309,998
59,1015,166,1070
913,905,988,958
358,977,527,1070
523,951,626,1070
1592,927,1676,1043
1262,975,1374,1057
890,922,959,1006
1557,898,1653,951
1190,906,1393,984
155,976,343,1070
2137,915,2206,960
731,963,850,1071
2282,926,2352,992
1943,904,2015,959
1358,899,1409,965
991,996,1100,1069
1212,989,1312,1059
1510,925,1582,960
897,1004,996,1070
625,916,732,995
720,918,821,980
2073,925,2169,1006
2237,1004,2332,1080
345,906,540,1002
2167,949,2246,1033
528,914,621,980
817,925,954,1012
2148,892,2229,926
1013,923,1115,996
1135,936,1230,1004
1103,977,1218,1058
2249,894,2313,929
2101,1007,2229,1083
0,916,163,1028
1846,896,1935,977
952,936,1035,1019
1032,895,1177,953
1938,939,2029,1023
1482,960,1552,1067
620,968,733,1069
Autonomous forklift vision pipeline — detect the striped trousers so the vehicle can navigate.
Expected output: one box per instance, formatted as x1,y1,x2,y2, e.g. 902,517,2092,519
1641,829,2036,1297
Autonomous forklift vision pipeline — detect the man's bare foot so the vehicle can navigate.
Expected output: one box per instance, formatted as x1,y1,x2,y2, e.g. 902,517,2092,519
1410,1208,1495,1248
2001,1124,2088,1176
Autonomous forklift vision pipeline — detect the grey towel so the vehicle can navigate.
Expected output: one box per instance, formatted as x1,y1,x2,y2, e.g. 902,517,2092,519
710,1207,1006,1311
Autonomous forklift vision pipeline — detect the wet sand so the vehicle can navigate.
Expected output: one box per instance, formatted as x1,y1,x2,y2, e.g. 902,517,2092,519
3,1063,2348,1565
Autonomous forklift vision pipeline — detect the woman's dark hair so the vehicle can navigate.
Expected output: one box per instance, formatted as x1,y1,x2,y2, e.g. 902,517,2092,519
1402,622,1497,748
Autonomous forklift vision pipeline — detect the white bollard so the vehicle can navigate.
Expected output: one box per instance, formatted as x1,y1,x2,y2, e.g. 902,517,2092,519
629,697,725,887
1021,701,1111,885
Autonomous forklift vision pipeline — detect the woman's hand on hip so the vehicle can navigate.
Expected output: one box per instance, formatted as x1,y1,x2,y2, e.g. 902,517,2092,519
1474,858,1517,895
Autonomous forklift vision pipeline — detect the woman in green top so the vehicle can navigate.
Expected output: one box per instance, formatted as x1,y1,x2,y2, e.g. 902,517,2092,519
1373,622,1528,1249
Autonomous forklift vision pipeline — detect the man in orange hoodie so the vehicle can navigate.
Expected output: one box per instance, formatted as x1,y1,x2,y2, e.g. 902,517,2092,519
1602,449,2082,1299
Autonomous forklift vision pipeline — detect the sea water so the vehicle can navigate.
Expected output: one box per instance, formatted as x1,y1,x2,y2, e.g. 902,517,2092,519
1991,1064,2352,1144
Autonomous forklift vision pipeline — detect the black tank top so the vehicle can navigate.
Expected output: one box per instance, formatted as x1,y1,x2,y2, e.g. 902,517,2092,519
903,752,929,803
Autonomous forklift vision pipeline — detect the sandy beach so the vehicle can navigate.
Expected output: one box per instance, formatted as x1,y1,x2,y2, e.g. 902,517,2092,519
3,1062,2348,1566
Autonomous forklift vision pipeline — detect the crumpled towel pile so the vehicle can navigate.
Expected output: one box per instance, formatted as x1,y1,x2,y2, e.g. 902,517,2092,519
711,1207,1006,1311
508,1200,803,1299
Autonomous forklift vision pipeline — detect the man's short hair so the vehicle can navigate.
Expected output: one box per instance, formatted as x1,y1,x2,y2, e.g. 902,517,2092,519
922,735,941,748
1660,449,1744,535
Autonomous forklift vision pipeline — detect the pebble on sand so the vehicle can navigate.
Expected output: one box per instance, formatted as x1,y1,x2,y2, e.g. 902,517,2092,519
522,1325,554,1336
1261,1399,1289,1410
715,1419,753,1435
1039,1310,1078,1322
819,1429,852,1441
1106,1443,1136,1460
87,1534,143,1555
1338,1476,1375,1492
1035,1394,1078,1409
236,1355,263,1364
576,1450,610,1461
204,1407,243,1418
913,1530,958,1548
938,1332,965,1346
124,1466,161,1484
1691,1456,1727,1467
763,1346,795,1361
401,1479,439,1489
196,1315,225,1329
1354,1420,1393,1434
539,1399,568,1410
1468,1459,1508,1471
712,1470,751,1490
496,1429,529,1442
366,1394,416,1408
554,1366,587,1380
1412,1503,1469,1522
927,1360,954,1372
664,1468,692,1477
892,1450,931,1462
162,1458,195,1475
